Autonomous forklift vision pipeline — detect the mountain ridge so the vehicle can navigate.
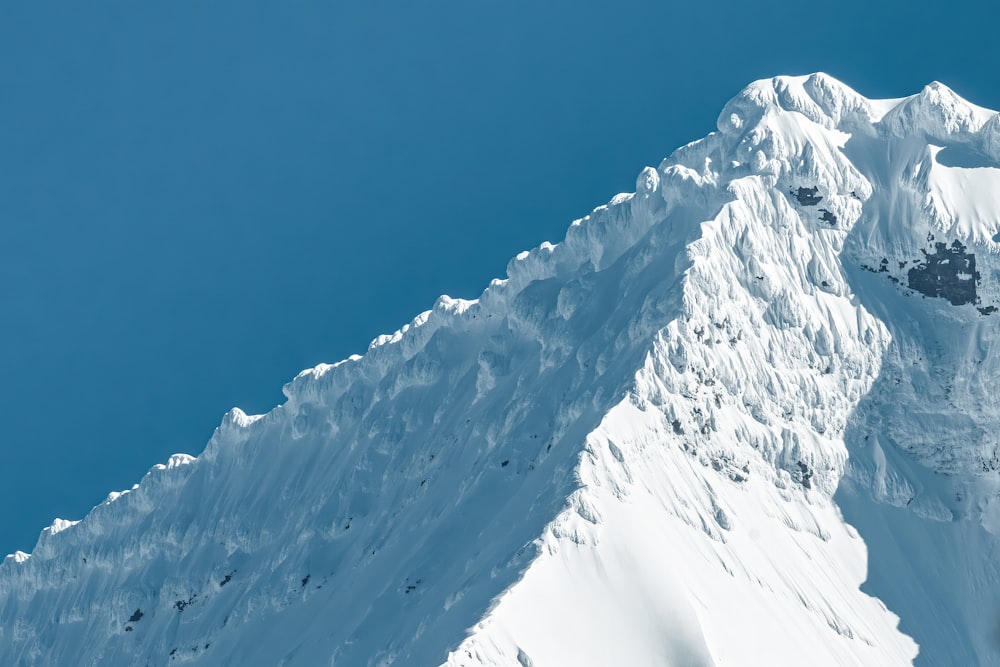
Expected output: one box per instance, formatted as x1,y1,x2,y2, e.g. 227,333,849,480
3,73,1000,666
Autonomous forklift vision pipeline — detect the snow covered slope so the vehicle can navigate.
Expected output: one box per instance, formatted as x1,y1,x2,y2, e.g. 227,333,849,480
3,74,1000,666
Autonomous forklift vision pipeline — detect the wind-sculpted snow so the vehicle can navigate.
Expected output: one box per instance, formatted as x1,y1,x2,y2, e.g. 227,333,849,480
2,73,1000,666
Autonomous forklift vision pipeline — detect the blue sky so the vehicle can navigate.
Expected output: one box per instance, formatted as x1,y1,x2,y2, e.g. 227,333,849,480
1,0,998,554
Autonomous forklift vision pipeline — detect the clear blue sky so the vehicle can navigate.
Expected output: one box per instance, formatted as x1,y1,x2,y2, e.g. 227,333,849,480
1,0,998,554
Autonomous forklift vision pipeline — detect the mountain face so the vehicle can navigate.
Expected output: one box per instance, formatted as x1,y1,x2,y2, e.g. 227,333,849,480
4,74,1000,666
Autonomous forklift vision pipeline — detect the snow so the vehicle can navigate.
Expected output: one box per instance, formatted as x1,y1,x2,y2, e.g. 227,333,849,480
43,518,78,536
880,82,996,140
446,402,916,666
925,145,1000,246
2,73,999,666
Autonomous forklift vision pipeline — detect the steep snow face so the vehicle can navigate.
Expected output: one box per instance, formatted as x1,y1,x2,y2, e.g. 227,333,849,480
2,74,999,666
446,73,917,667
835,83,1000,666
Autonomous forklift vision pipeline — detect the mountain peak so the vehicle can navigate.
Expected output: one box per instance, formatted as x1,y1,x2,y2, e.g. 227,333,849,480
718,73,877,135
881,79,995,139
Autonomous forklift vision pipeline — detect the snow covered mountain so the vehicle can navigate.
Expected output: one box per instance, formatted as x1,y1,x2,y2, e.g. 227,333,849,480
4,73,1000,666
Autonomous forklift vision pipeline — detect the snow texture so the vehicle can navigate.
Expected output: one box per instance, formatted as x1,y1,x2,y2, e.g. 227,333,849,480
3,73,1000,666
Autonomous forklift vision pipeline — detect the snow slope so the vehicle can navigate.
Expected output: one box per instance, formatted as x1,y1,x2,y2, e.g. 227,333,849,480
3,73,1000,666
